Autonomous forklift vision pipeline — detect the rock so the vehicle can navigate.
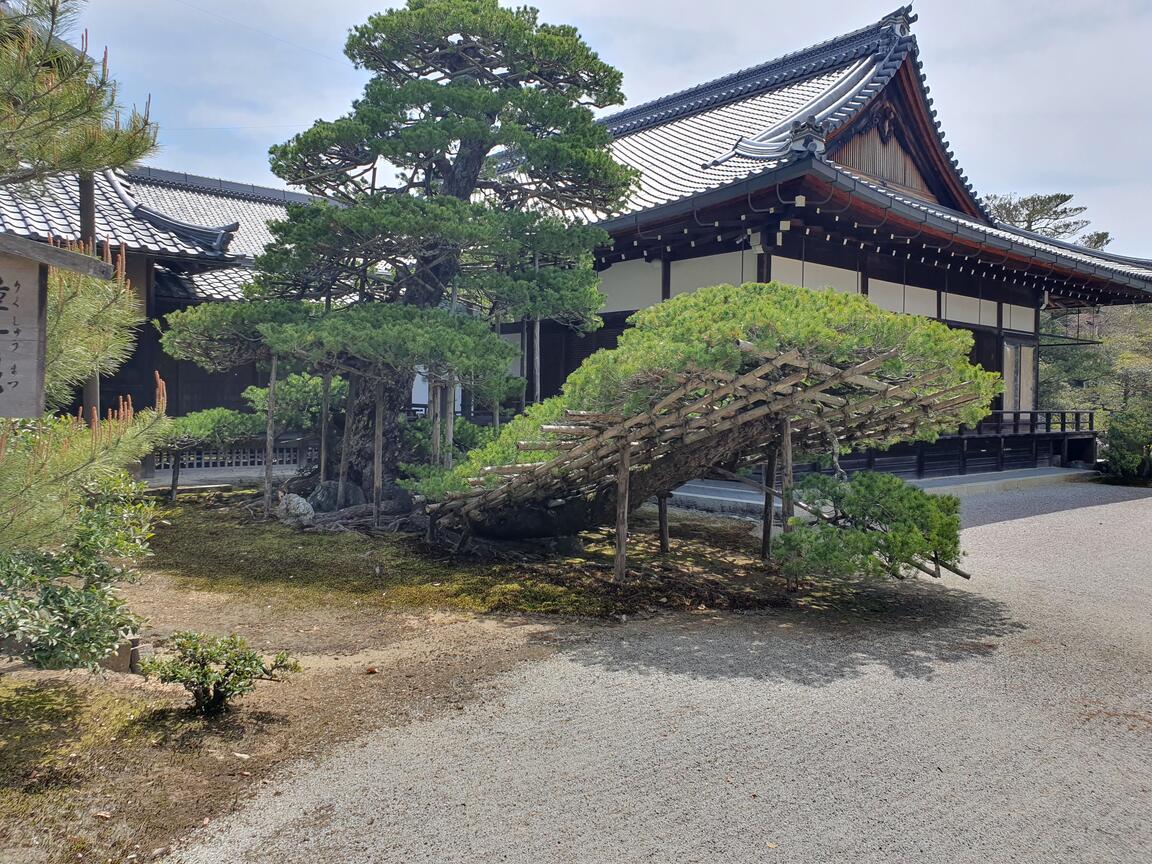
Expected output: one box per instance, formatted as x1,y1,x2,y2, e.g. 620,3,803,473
276,493,314,523
99,639,134,674
308,480,365,513
130,642,155,674
375,482,413,514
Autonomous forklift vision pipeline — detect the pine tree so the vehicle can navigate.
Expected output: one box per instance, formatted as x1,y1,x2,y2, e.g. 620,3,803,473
247,0,635,490
0,0,154,186
0,0,163,668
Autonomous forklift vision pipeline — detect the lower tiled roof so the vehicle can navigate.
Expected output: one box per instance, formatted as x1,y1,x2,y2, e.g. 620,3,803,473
154,264,254,302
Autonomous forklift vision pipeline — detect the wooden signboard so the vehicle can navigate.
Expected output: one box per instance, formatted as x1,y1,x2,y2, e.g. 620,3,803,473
0,253,48,418
0,234,115,419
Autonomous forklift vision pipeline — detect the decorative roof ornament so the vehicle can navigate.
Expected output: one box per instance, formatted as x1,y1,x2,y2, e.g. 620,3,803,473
880,5,917,37
789,116,828,156
104,170,239,254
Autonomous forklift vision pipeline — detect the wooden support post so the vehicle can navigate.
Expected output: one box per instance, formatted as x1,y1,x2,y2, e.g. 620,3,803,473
780,418,794,533
614,439,631,582
169,451,181,503
337,373,357,509
657,494,670,555
429,382,441,466
444,376,456,470
318,371,332,481
760,447,778,561
532,318,541,404
373,378,384,527
263,354,278,518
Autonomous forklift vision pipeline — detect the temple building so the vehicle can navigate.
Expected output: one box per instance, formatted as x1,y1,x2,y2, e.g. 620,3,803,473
3,6,1150,478
519,6,1152,476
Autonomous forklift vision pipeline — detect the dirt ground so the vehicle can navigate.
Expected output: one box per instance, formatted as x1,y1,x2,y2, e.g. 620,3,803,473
0,495,812,864
0,586,564,864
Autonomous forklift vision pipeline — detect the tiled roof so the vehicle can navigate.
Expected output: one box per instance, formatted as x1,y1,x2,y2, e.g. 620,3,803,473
0,166,312,264
825,162,1152,288
599,6,987,220
154,264,254,302
127,167,313,258
0,170,226,258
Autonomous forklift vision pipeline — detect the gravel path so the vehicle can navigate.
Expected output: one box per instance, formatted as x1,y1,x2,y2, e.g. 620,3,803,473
175,482,1152,864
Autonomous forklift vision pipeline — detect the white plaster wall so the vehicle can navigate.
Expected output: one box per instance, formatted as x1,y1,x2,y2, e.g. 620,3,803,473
670,250,753,297
769,257,859,293
597,258,663,313
1007,303,1036,333
941,292,980,325
980,299,999,328
868,279,904,313
500,331,523,376
904,285,937,317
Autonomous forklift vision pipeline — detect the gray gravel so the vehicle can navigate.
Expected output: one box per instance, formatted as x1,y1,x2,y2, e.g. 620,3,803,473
176,482,1152,864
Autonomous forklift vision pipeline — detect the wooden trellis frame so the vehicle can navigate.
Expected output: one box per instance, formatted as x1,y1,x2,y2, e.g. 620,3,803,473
429,345,985,577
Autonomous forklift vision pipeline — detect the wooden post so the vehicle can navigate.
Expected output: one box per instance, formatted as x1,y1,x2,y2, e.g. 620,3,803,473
760,447,778,561
169,451,181,503
318,371,332,481
444,376,456,469
614,438,631,582
263,354,279,518
337,373,357,509
780,418,794,533
532,318,541,404
429,382,441,466
373,378,384,527
657,494,670,555
79,171,99,426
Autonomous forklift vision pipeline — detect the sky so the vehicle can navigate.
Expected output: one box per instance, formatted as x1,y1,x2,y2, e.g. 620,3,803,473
77,0,1152,255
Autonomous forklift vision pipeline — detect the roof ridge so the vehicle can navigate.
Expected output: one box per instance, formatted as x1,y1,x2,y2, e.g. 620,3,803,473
125,165,316,206
600,6,915,137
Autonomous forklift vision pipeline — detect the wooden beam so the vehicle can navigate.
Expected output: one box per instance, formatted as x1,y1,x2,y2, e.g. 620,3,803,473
780,417,794,534
0,233,114,279
614,439,631,582
657,493,670,555
761,447,778,562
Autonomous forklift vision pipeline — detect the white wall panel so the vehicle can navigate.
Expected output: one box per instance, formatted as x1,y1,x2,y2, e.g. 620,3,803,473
868,279,904,313
942,292,980,325
770,256,858,293
1007,303,1036,333
904,285,938,317
500,331,523,376
670,250,753,296
979,299,999,327
597,258,662,313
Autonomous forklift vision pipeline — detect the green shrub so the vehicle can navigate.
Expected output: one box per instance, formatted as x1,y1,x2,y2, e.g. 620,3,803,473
774,472,962,586
141,631,299,715
0,473,154,670
1101,408,1152,480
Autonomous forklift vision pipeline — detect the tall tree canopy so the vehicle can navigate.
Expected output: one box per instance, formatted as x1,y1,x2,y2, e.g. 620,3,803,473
226,0,636,486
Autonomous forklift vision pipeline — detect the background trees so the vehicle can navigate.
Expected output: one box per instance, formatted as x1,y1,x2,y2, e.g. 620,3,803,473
988,192,1152,477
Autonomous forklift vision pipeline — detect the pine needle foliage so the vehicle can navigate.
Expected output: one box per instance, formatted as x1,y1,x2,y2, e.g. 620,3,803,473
43,247,143,410
0,0,155,186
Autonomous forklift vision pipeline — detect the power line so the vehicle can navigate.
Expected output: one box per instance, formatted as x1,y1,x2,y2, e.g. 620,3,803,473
166,0,348,66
